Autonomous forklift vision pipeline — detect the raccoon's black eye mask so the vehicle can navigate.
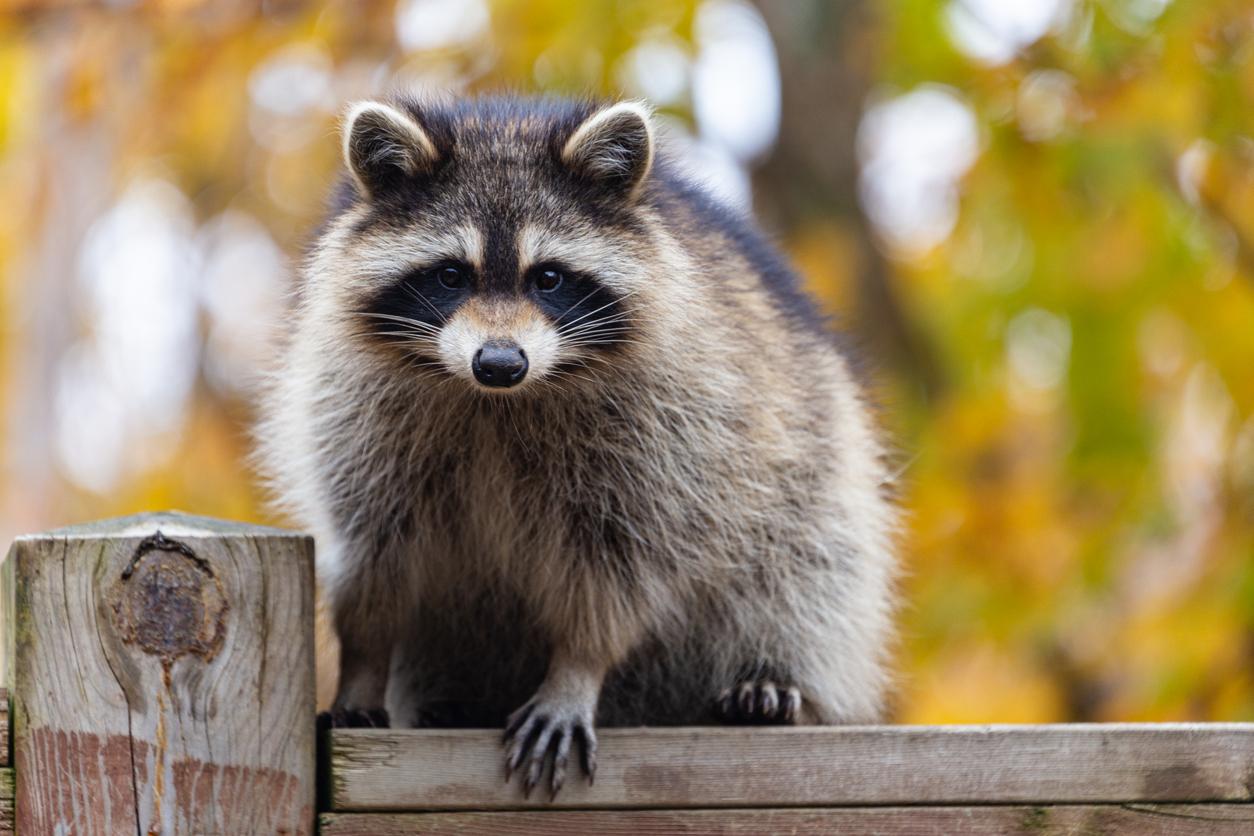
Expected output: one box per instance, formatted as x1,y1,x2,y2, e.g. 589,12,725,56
527,266,627,347
360,261,473,340
357,254,630,360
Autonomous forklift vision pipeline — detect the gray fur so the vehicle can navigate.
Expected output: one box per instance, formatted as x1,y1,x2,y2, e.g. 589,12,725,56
256,96,896,774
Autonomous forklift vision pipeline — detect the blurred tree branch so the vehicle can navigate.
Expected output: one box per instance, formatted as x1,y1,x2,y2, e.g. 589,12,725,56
751,0,944,400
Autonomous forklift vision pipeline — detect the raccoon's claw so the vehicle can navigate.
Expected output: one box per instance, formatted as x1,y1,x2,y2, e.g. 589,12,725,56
715,680,802,725
503,699,597,799
319,706,390,730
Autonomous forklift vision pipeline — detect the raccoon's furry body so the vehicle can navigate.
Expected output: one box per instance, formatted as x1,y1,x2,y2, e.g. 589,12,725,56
257,96,895,794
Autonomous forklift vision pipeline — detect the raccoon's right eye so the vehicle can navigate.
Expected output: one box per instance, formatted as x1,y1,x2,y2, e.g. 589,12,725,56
435,265,468,290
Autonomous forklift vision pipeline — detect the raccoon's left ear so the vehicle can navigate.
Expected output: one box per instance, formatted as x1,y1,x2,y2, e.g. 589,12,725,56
561,101,655,199
342,101,440,199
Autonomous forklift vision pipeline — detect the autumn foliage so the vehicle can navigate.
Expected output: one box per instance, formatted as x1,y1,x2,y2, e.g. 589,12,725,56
0,0,1250,723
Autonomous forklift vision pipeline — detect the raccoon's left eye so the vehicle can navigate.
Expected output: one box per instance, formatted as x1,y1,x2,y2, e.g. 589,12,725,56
534,268,564,292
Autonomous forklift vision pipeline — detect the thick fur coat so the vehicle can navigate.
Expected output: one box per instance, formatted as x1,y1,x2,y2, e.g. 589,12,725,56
256,95,896,796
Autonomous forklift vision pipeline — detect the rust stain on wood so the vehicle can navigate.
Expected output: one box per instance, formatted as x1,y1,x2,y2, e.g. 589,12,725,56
150,685,167,835
111,545,228,665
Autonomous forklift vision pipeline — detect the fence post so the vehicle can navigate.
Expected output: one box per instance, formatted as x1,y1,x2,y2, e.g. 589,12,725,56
2,511,316,835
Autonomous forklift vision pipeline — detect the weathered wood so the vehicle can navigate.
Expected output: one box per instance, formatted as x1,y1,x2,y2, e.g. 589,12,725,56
330,724,1254,811
318,806,1254,836
0,768,12,836
0,689,8,767
3,511,316,835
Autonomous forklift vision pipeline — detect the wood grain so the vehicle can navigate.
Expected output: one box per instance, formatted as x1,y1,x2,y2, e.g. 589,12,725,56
4,511,317,835
0,689,8,768
330,724,1254,811
0,768,11,836
323,812,1254,836
318,806,1254,836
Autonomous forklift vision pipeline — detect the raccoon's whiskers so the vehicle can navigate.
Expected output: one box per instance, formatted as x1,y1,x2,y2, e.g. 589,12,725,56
560,323,633,338
396,344,444,365
400,283,449,323
557,290,640,332
554,287,603,321
548,368,599,389
546,355,602,389
559,314,637,349
560,313,632,333
398,355,449,375
360,311,444,334
561,330,635,344
563,341,634,351
559,315,633,337
374,330,441,342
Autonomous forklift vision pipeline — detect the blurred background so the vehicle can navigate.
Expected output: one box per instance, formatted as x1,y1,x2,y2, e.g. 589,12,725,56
1,0,1252,722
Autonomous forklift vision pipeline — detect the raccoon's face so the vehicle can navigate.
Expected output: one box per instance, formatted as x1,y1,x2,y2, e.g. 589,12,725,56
322,98,662,394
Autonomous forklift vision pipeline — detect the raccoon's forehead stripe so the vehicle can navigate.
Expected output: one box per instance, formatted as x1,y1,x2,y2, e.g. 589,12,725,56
516,223,630,282
481,223,521,294
353,224,485,277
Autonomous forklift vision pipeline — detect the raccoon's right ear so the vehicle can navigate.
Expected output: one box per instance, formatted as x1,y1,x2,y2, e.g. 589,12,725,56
342,101,440,199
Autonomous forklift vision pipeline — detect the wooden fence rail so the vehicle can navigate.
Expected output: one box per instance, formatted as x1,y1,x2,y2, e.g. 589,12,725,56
319,725,1254,834
328,724,1254,811
0,512,1251,834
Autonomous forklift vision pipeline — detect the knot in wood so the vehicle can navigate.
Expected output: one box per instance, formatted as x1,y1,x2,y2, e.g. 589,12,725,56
112,533,228,664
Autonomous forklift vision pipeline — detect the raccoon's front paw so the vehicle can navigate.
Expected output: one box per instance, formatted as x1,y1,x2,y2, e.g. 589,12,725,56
318,706,390,731
502,698,597,799
714,680,802,725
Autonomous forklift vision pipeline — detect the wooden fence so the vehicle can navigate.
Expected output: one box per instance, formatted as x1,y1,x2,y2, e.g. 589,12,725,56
2,512,1252,834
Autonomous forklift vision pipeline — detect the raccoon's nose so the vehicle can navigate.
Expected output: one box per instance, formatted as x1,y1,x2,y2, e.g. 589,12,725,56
472,341,528,388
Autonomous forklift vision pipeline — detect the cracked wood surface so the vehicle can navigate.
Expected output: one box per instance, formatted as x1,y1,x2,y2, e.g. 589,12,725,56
0,769,9,836
319,806,1254,836
329,724,1254,811
0,694,7,835
3,512,316,835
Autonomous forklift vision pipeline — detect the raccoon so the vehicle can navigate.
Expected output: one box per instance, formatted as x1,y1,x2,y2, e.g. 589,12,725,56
256,95,897,798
